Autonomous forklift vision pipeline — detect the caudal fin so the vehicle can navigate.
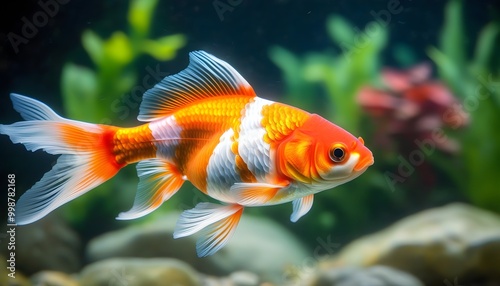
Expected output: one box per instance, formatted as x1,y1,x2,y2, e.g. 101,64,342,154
0,94,124,225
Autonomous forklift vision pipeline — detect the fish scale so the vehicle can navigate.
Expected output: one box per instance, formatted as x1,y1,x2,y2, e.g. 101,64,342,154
113,124,156,164
261,103,309,144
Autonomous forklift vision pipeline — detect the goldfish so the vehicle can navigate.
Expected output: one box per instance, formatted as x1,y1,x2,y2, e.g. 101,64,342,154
0,51,374,257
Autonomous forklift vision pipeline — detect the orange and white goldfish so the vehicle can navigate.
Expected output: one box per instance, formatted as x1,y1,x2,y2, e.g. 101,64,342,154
0,51,373,256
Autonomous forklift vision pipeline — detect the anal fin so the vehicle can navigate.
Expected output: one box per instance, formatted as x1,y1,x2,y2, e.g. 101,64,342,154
174,203,244,257
117,158,184,220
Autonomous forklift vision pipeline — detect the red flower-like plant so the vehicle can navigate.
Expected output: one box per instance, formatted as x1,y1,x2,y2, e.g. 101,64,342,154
357,63,468,154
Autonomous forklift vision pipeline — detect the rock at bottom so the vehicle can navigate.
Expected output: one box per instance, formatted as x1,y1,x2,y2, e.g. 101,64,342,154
307,266,424,286
79,258,200,286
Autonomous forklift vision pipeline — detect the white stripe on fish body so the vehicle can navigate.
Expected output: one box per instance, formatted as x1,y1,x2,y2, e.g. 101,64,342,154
149,115,182,160
237,97,274,182
206,128,241,203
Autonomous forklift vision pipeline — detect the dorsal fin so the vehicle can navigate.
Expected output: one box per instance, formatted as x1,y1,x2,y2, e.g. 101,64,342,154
138,51,256,122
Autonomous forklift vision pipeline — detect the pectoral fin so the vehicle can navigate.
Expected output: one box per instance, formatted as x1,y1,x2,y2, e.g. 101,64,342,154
229,182,288,205
174,203,244,257
291,194,314,222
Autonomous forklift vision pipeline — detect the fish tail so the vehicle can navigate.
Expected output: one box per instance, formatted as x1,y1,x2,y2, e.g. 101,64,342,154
0,93,124,225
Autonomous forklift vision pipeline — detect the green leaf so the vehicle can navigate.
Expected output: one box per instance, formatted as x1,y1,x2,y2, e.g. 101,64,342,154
303,54,332,83
427,46,466,99
128,0,158,36
115,71,137,97
441,0,466,69
104,31,134,65
141,34,187,61
268,46,317,110
472,23,500,73
463,94,500,213
327,16,354,45
268,46,300,79
61,63,98,121
82,30,104,66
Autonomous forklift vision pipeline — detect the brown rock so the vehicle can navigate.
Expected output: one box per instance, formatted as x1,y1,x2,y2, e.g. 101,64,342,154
307,266,424,286
31,271,80,286
6,214,81,275
0,255,31,286
321,203,500,285
79,258,200,286
86,213,308,282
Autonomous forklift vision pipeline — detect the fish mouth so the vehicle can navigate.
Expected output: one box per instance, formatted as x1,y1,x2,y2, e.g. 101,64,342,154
354,156,374,171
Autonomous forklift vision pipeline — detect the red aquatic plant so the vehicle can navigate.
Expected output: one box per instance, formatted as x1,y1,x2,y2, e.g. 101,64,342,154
357,63,468,154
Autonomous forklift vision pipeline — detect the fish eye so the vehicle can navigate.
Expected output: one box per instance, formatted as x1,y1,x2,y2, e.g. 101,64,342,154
329,144,346,163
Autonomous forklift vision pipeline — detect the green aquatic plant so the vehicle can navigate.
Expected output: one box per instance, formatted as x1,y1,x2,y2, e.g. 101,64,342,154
428,0,500,213
59,0,186,232
268,15,389,243
61,0,186,124
269,15,387,135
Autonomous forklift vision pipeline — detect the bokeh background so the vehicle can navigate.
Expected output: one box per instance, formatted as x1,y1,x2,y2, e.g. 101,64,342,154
1,0,500,285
